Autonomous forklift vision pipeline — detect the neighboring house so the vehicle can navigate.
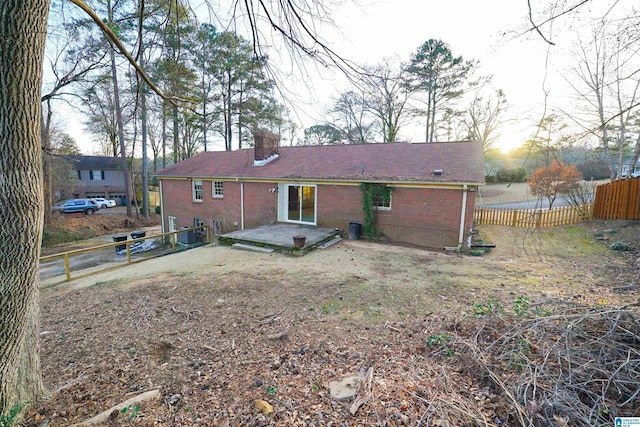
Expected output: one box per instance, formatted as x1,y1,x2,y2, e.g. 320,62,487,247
155,132,485,249
61,155,127,204
620,160,640,178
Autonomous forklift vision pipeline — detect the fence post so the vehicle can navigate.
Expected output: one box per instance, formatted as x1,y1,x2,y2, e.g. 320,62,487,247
64,253,71,282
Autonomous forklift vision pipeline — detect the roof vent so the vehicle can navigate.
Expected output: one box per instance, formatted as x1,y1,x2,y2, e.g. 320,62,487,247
433,169,444,176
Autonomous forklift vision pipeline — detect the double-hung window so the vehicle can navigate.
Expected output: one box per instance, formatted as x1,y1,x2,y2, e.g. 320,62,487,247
213,181,224,198
192,180,203,202
373,192,391,210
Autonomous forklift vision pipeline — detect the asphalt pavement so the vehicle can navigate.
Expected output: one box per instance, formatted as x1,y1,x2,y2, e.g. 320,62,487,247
480,198,573,209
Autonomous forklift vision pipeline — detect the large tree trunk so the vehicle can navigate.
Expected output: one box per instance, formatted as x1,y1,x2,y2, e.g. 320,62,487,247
0,0,50,415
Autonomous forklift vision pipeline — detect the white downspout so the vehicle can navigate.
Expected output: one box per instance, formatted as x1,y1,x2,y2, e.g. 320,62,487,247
240,181,245,230
159,180,165,233
445,184,468,251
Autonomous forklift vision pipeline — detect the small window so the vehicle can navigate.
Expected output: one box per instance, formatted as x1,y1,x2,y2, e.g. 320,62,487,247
213,181,224,198
76,170,81,180
192,180,203,202
89,170,104,181
373,193,391,210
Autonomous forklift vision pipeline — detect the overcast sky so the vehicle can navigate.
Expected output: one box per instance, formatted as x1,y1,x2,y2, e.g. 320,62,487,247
62,0,632,154
258,0,581,153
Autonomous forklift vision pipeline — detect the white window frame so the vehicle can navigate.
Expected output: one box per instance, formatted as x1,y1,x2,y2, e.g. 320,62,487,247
192,179,203,202
212,181,224,198
285,184,317,225
168,216,177,244
373,193,392,211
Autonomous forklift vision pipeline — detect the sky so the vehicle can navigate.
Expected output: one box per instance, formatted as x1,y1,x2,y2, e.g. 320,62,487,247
57,0,628,154
290,0,554,151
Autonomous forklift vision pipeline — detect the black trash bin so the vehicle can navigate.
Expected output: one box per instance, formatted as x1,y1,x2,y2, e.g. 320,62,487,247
349,222,362,240
131,230,146,240
113,235,127,252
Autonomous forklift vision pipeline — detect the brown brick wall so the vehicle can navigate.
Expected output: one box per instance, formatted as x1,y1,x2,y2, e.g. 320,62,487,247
161,179,243,231
316,184,474,248
161,179,475,249
243,182,278,227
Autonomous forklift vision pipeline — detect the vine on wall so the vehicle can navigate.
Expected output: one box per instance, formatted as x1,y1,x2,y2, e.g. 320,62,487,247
359,183,394,240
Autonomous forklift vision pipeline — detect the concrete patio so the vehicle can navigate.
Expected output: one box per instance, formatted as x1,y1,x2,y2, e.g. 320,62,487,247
219,224,342,254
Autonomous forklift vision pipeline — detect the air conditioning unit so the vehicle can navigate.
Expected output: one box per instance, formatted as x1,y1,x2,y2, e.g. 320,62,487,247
178,227,196,244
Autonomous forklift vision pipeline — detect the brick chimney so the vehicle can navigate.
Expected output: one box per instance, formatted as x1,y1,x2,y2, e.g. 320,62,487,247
253,131,279,163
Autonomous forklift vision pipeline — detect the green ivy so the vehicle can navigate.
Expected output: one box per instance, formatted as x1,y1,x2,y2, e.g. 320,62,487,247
359,183,394,240
0,403,25,427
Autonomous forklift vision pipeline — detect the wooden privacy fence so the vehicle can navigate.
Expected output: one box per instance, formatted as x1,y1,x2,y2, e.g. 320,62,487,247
474,204,593,228
593,179,640,220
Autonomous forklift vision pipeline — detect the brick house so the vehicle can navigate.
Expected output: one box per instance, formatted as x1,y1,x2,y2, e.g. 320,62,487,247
155,133,485,249
62,155,127,204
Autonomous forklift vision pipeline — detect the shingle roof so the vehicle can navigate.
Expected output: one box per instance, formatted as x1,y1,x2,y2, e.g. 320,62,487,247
155,141,485,184
65,155,123,170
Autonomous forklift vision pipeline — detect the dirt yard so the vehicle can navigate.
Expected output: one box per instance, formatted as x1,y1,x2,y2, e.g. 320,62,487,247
22,219,640,426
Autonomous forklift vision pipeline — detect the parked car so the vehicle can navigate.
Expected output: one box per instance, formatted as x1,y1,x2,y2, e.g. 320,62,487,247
92,197,117,208
54,199,100,215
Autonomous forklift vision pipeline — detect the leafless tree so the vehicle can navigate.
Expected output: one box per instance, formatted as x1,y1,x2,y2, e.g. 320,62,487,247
0,0,360,416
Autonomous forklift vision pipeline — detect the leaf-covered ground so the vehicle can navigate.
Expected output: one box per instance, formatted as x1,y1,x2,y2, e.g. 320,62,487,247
21,220,640,426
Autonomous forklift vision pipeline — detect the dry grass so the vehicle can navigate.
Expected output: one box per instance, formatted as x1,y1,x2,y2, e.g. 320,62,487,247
478,180,610,205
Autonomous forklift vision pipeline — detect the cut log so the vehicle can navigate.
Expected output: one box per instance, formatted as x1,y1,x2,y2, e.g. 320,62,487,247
69,388,161,426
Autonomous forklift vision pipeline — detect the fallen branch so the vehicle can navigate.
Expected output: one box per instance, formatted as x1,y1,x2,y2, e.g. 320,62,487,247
259,308,286,324
350,367,373,415
70,388,161,426
266,329,289,340
170,305,201,321
384,321,401,332
55,375,86,393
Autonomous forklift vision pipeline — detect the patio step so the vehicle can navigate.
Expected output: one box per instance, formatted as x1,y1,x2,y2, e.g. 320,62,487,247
232,243,275,253
318,236,342,249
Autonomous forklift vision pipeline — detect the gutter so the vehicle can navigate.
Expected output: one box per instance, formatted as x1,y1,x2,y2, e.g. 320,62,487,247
445,184,468,252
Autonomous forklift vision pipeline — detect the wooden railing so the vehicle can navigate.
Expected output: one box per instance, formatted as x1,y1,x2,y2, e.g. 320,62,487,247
474,204,593,228
39,226,210,288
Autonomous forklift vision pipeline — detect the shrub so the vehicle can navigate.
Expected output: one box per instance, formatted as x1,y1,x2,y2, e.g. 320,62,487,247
496,167,527,183
610,241,632,251
484,175,497,183
155,205,161,214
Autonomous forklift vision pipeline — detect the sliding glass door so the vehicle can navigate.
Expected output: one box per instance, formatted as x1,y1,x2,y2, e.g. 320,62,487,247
287,185,316,224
